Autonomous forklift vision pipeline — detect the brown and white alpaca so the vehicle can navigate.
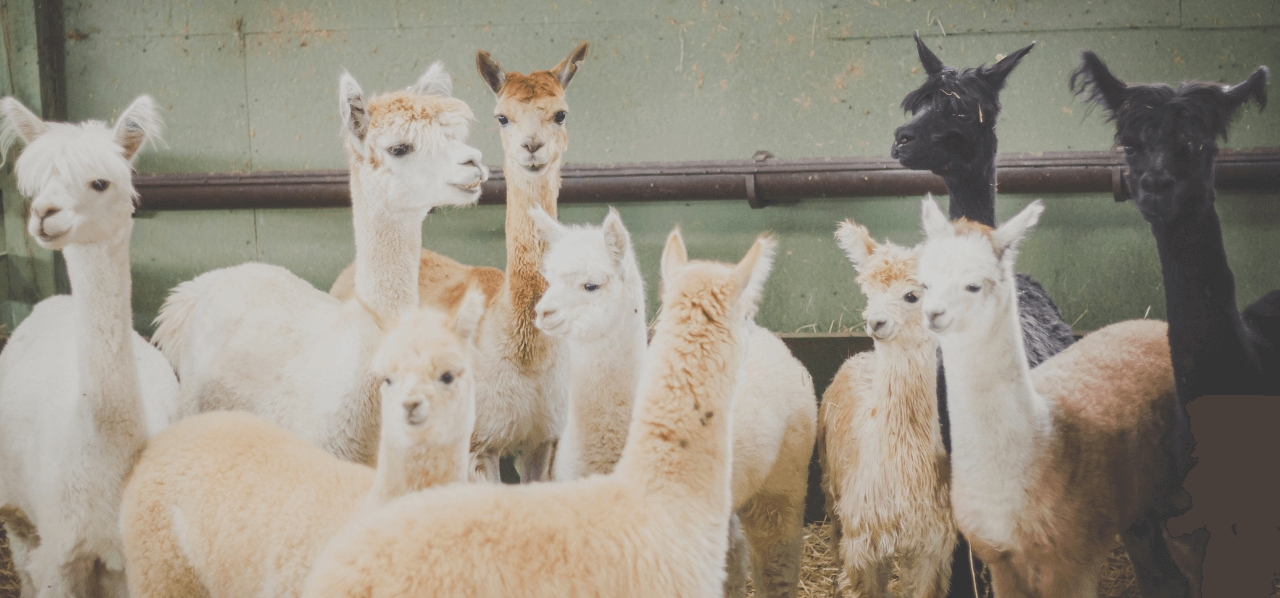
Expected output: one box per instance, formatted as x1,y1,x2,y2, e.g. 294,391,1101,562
152,64,488,465
121,291,485,598
917,196,1194,597
300,230,776,598
331,43,589,482
819,219,955,598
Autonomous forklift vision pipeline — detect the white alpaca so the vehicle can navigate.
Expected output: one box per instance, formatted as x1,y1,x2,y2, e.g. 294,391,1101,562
300,230,775,598
819,219,955,598
151,63,488,464
0,96,177,598
528,207,817,598
121,291,485,598
917,196,1193,596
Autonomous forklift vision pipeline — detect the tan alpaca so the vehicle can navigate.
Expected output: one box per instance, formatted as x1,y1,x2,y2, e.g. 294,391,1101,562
301,229,776,598
121,292,485,598
331,43,589,482
819,220,955,598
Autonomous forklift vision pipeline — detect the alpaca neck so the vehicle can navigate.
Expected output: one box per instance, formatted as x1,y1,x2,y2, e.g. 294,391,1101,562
64,226,147,449
350,165,426,325
502,160,561,366
943,159,998,227
871,330,942,448
368,432,469,507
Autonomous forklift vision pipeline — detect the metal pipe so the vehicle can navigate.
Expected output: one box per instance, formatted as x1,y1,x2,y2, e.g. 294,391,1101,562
132,148,1280,211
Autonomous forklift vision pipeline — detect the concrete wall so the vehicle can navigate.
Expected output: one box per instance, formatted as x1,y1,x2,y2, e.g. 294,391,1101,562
47,0,1280,334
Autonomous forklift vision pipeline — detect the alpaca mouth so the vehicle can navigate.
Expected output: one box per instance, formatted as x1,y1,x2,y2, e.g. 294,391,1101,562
452,180,484,195
524,163,545,174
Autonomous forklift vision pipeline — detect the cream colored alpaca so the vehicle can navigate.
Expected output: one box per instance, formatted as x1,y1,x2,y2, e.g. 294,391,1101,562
121,291,485,598
151,64,488,465
819,219,954,598
917,197,1193,597
331,43,589,482
0,96,176,598
301,229,775,598
528,207,815,598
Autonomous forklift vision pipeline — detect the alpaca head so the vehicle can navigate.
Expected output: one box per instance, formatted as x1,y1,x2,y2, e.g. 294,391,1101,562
834,219,924,343
892,32,1034,175
0,95,160,250
374,288,485,446
477,41,588,178
917,195,1043,336
658,228,776,352
530,205,641,342
1071,51,1268,225
339,62,489,214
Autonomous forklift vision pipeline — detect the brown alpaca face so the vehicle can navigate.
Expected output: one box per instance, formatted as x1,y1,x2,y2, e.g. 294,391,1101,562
834,220,924,342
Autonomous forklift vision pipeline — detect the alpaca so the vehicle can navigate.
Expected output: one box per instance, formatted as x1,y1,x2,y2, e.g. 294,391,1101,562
0,96,177,598
1070,53,1277,489
819,219,955,598
917,196,1193,598
330,43,589,483
529,207,817,598
300,229,776,598
151,63,488,465
121,290,485,598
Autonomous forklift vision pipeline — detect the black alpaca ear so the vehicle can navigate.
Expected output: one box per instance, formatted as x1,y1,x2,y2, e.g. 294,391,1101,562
1069,51,1128,118
980,41,1035,91
913,31,944,76
1224,66,1269,115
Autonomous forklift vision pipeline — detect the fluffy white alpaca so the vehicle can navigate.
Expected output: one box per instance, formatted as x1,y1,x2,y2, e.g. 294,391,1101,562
819,219,955,598
151,63,488,464
300,229,775,598
528,207,817,598
121,291,485,598
917,197,1193,597
0,96,177,598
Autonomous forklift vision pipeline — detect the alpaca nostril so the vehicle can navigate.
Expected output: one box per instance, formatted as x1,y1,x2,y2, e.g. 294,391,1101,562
539,308,555,320
871,320,887,332
403,399,422,416
897,133,915,146
1140,173,1174,193
522,141,543,154
38,207,60,221
926,309,945,323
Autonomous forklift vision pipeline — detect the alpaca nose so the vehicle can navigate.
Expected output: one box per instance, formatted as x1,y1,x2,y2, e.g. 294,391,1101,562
522,140,544,154
538,307,556,320
925,308,946,325
403,399,422,417
896,131,915,146
34,206,59,222
1139,172,1174,193
870,319,887,333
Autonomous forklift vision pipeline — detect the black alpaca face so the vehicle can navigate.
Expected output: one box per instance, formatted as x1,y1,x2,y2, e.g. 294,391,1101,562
892,33,1034,175
1071,51,1269,225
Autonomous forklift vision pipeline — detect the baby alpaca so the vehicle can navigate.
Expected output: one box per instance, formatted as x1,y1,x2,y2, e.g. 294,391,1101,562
819,219,955,598
121,292,484,598
301,229,776,598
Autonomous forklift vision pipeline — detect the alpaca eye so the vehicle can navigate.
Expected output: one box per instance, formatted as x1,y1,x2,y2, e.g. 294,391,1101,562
440,372,454,384
496,115,509,126
1123,146,1137,156
388,144,414,157
965,284,982,293
384,377,393,386
903,292,919,304
90,179,110,192
554,111,566,124
583,283,599,292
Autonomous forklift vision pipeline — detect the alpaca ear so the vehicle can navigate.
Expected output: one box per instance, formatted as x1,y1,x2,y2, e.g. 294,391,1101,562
409,61,453,97
1223,66,1268,117
113,95,163,162
476,50,506,95
730,234,778,317
527,206,567,245
451,286,487,344
338,71,369,155
0,97,49,158
834,219,878,271
659,227,689,287
601,207,630,267
1069,51,1128,118
920,194,953,240
980,41,1035,91
552,41,589,90
913,32,944,77
991,200,1044,265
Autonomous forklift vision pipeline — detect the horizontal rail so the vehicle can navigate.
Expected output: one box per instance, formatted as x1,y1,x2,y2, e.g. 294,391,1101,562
132,148,1280,211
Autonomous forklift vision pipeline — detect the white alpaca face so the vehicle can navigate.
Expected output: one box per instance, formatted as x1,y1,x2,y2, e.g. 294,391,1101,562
536,229,627,342
917,235,1002,336
374,306,479,446
366,125,487,215
858,260,925,343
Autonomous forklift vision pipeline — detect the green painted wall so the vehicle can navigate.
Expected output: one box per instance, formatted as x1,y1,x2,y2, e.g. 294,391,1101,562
47,0,1280,334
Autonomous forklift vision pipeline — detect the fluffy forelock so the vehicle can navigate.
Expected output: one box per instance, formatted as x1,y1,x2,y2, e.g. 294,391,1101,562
1111,82,1248,143
13,120,137,203
855,241,918,292
364,90,475,151
499,71,565,102
375,306,460,374
901,66,1002,121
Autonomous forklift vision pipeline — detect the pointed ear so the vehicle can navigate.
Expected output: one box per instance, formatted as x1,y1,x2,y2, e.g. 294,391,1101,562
338,71,369,155
920,194,953,240
991,200,1044,265
834,220,878,271
980,41,1034,91
913,31,944,76
476,50,506,95
1070,51,1128,118
409,60,453,97
0,97,49,159
601,207,630,267
552,41,589,90
113,95,163,162
1223,65,1268,116
730,234,778,317
659,227,689,288
451,286,487,344
527,206,568,245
